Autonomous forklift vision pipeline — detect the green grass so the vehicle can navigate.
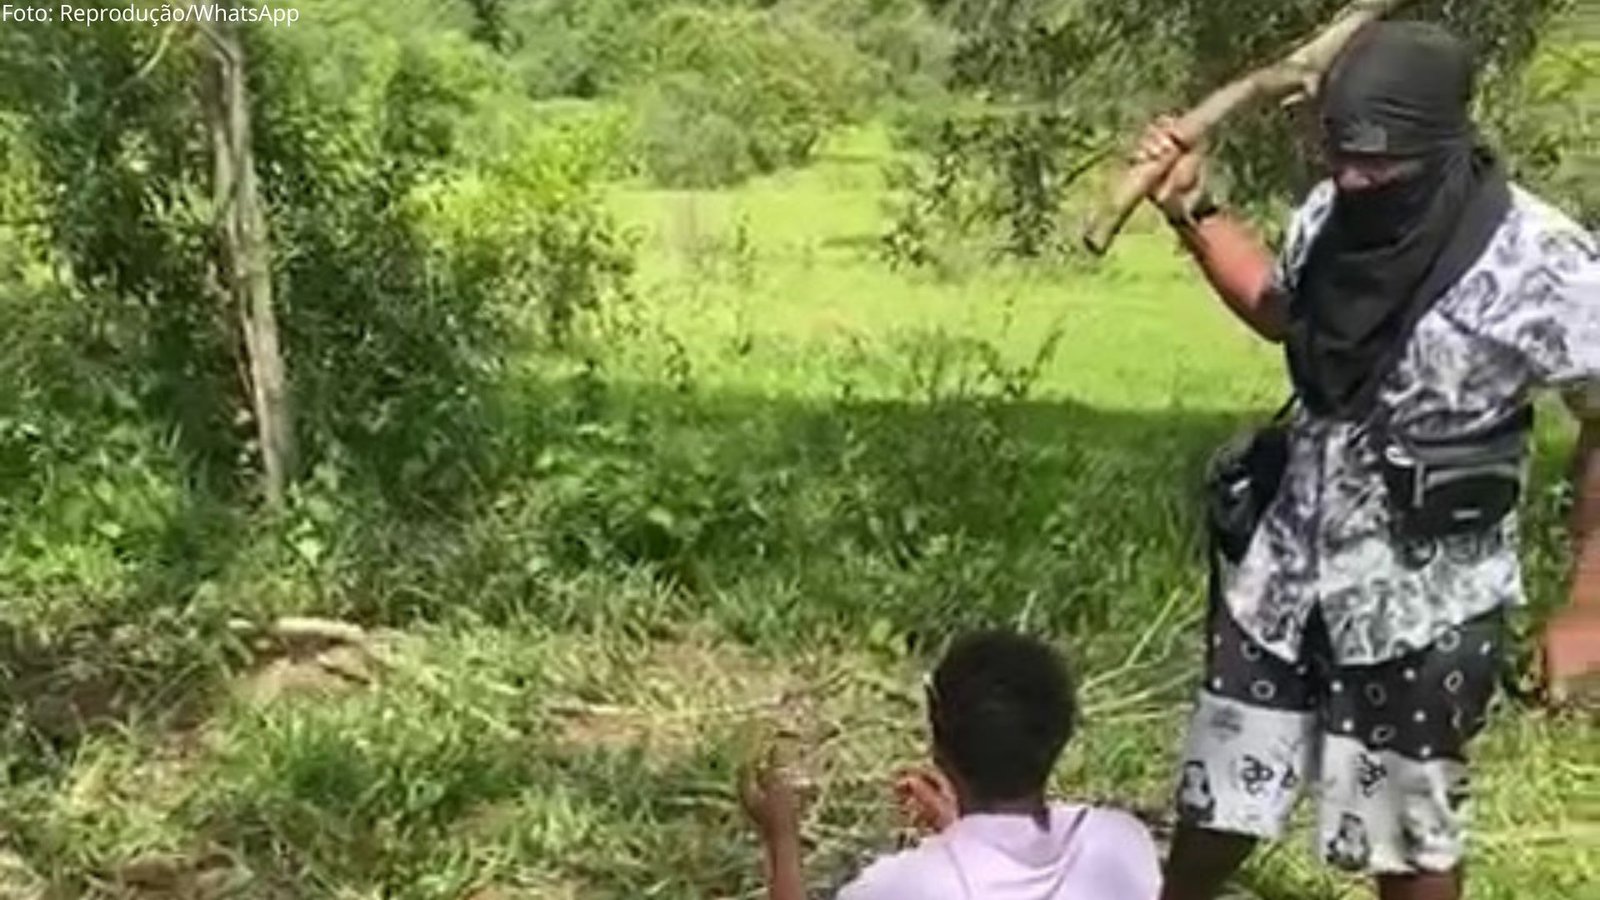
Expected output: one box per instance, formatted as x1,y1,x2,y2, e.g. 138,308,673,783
2,126,1595,900
604,127,1285,411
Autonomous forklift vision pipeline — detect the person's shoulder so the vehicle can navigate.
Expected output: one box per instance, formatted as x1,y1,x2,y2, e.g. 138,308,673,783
1506,185,1597,254
1062,804,1163,893
1508,184,1589,233
1447,185,1596,306
1075,805,1160,853
833,840,963,900
1429,184,1598,351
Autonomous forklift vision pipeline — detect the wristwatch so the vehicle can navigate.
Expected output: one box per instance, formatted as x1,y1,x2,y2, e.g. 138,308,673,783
1168,192,1222,229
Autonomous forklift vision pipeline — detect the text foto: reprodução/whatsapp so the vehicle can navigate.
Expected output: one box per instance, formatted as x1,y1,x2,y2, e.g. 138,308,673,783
2,5,300,26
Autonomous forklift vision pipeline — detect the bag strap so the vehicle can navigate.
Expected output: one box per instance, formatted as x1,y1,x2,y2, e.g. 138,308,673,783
1271,393,1298,423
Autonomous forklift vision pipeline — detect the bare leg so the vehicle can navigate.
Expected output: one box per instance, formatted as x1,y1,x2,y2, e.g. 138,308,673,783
1160,825,1258,900
1377,871,1461,900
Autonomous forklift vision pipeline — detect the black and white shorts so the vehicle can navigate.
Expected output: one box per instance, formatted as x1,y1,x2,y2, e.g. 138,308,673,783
1173,598,1503,875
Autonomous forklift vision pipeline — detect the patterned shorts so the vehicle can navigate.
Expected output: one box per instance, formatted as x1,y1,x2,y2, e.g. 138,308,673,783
1173,598,1503,875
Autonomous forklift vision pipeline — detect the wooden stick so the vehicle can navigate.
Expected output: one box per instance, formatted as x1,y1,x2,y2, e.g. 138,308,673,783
1081,0,1414,257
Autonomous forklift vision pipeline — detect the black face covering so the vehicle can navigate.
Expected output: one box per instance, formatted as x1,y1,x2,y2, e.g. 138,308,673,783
1284,22,1512,420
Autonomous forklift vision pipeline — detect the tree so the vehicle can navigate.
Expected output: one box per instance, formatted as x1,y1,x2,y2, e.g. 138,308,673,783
465,0,515,52
886,0,1581,266
200,13,296,507
0,3,633,514
629,4,876,187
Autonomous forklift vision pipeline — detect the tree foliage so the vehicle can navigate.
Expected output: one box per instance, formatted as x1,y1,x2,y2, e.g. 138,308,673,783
887,0,1587,266
1489,32,1600,228
491,0,941,187
628,5,878,187
0,4,634,526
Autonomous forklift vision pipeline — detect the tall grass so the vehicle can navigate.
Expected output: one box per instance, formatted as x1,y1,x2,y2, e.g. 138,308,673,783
0,128,1594,900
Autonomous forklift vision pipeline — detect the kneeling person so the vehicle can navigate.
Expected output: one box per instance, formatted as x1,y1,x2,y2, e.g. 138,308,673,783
742,629,1162,900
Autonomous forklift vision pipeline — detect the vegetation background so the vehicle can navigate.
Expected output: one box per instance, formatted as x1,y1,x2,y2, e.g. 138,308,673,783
0,0,1595,897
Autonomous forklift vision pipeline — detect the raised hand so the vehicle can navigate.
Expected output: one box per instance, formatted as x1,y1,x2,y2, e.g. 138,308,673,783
893,764,960,834
1133,115,1209,222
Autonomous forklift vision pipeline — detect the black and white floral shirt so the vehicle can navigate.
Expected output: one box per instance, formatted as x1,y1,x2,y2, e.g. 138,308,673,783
1223,181,1600,666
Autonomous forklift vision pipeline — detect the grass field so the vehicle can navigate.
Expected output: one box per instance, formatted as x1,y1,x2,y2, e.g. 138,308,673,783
1,128,1595,900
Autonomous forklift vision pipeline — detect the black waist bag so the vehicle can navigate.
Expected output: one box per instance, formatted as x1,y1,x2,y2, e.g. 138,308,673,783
1206,401,1293,564
1376,405,1533,541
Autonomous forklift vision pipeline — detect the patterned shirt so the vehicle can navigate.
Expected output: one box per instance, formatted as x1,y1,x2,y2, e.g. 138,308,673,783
1223,181,1600,666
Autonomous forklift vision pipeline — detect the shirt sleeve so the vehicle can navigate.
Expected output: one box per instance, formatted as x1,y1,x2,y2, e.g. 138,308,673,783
1495,224,1600,417
834,843,963,900
832,851,912,900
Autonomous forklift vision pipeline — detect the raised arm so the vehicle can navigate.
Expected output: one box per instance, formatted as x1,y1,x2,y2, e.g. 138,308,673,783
1135,118,1287,344
741,759,807,900
1172,214,1286,343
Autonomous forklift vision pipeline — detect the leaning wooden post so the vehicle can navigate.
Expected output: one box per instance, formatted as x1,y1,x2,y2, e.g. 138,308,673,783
199,9,295,507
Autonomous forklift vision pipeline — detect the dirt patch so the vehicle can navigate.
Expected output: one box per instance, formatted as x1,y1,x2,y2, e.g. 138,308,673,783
232,646,373,707
0,846,43,900
229,618,386,708
111,849,250,899
8,668,128,743
0,622,225,750
6,841,255,900
548,631,846,766
551,633,788,755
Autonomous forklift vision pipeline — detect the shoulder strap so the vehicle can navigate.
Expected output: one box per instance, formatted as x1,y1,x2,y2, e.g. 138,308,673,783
1271,394,1297,423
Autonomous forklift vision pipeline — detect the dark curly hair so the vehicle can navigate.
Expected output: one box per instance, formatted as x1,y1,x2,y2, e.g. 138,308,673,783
928,629,1078,803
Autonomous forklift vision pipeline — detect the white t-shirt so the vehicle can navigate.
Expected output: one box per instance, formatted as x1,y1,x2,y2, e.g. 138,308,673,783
836,803,1162,900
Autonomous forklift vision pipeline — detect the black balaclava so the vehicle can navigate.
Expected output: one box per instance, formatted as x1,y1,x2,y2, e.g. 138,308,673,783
1284,21,1511,420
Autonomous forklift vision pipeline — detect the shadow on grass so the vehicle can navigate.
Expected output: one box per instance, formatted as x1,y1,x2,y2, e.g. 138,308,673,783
0,484,250,773
0,367,1580,792
495,372,1576,646
487,375,1243,641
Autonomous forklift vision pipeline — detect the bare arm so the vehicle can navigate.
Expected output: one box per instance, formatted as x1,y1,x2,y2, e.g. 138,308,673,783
1540,235,1600,704
1564,414,1600,616
760,830,807,900
1136,119,1286,344
741,760,809,900
1543,414,1600,704
1172,213,1286,343
1568,417,1600,548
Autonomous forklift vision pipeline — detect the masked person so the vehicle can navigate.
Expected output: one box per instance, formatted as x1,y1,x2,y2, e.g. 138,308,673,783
1134,20,1600,900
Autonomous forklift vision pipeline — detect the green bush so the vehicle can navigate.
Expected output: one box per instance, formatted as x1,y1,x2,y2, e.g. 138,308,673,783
503,0,674,98
0,4,637,668
243,15,634,506
632,75,761,189
501,0,940,108
0,25,234,646
409,135,636,349
628,5,877,187
1490,37,1600,226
